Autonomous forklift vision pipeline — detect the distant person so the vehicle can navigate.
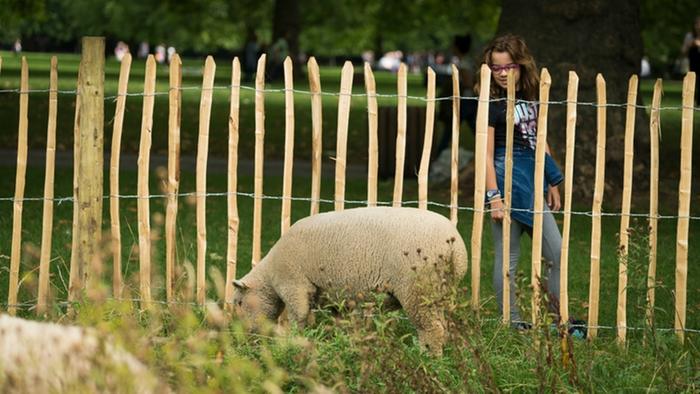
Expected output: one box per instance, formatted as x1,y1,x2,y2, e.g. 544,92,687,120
137,41,149,59
155,44,166,64
681,15,700,105
361,50,375,65
377,50,402,72
640,56,651,78
114,41,129,62
269,35,289,80
12,39,21,56
167,46,176,64
244,31,260,82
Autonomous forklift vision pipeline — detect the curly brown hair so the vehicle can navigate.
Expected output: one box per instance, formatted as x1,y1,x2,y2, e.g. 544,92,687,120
474,34,540,101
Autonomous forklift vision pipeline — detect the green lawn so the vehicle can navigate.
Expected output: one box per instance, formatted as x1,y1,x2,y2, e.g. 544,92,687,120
0,50,698,336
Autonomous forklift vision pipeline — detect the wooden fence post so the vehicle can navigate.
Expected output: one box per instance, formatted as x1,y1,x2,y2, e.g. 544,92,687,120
418,68,436,210
449,64,460,224
7,57,29,316
224,58,241,312
137,55,156,304
560,71,579,324
471,64,491,311
646,79,662,330
308,57,323,215
531,68,551,325
501,70,516,323
588,74,607,339
37,56,59,316
392,63,407,207
617,75,638,343
196,56,216,305
365,63,378,207
165,54,181,302
68,68,81,302
252,55,266,266
110,53,132,300
675,71,696,343
281,57,295,234
76,37,105,299
334,62,354,211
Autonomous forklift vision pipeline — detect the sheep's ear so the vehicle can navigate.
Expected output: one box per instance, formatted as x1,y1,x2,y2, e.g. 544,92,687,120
233,280,249,290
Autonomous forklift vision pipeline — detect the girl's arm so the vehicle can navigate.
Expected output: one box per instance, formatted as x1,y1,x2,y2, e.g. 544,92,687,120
545,142,561,211
486,126,504,221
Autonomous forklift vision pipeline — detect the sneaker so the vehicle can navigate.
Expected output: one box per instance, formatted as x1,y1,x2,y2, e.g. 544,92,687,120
568,319,587,339
511,321,532,331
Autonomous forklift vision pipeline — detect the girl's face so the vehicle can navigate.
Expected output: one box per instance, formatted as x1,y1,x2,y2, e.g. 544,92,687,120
491,51,521,91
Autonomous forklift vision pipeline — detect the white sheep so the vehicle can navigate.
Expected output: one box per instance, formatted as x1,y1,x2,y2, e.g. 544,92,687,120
0,314,158,393
233,207,468,354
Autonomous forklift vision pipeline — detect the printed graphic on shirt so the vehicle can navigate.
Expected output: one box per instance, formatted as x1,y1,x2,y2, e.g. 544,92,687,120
514,101,538,149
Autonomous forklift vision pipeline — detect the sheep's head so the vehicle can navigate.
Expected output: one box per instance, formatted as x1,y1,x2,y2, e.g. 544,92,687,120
232,280,282,323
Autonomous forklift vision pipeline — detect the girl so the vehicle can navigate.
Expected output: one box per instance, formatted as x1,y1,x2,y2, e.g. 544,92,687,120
477,34,564,327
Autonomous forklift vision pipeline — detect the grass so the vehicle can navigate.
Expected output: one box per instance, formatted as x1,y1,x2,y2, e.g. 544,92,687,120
9,253,697,392
0,50,699,391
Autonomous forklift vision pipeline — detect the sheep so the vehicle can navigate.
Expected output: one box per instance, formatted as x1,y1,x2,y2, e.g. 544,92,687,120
232,206,468,355
0,314,158,393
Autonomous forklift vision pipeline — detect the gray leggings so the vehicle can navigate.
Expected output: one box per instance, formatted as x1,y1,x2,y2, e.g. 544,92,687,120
491,210,561,322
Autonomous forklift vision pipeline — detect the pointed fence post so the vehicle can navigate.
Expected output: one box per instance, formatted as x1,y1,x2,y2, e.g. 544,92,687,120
75,37,105,299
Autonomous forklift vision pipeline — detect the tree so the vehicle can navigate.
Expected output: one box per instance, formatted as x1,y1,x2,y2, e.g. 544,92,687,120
497,0,649,201
271,0,300,61
641,0,700,76
299,0,500,57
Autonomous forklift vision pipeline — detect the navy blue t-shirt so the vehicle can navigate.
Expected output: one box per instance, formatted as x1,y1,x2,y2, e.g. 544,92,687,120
488,95,538,150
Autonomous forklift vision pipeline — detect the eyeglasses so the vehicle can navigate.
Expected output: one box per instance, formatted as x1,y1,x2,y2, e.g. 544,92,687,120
489,63,520,73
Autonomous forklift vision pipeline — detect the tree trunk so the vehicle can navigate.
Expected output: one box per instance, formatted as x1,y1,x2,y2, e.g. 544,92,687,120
272,0,300,63
497,0,649,203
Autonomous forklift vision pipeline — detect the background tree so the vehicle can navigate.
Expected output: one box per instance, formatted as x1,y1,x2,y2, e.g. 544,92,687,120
497,0,649,201
641,0,700,77
271,0,300,62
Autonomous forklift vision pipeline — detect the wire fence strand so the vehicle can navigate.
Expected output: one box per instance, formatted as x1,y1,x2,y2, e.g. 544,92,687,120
1,84,698,112
1,191,699,221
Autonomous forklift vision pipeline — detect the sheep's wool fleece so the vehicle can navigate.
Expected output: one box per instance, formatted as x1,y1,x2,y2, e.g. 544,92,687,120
260,207,468,294
0,315,157,393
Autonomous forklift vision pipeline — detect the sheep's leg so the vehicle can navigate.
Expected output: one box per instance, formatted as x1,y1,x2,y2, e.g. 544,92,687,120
278,283,316,329
415,310,446,356
381,293,402,311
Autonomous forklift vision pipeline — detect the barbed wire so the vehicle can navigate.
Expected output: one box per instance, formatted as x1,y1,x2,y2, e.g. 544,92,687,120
1,85,698,112
1,299,698,335
0,191,699,221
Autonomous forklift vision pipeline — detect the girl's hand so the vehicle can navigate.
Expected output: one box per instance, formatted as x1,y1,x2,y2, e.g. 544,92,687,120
547,185,561,211
490,198,504,222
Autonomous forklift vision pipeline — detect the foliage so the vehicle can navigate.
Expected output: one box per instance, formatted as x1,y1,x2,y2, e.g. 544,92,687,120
641,0,700,73
5,0,699,71
1,0,500,56
299,0,500,56
4,0,700,71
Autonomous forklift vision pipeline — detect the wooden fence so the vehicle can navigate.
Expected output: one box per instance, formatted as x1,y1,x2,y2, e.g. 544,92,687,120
1,37,697,343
